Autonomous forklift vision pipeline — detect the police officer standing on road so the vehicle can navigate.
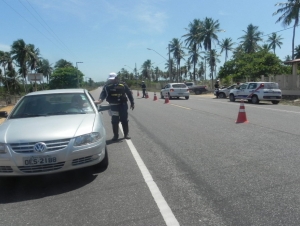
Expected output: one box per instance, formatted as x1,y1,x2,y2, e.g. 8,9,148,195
95,72,134,141
141,81,146,98
214,79,220,98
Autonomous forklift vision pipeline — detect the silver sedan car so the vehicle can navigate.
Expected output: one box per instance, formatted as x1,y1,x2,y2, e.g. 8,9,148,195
0,89,109,176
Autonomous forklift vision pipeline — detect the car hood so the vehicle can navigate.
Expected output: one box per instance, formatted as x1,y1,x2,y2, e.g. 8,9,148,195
0,114,96,143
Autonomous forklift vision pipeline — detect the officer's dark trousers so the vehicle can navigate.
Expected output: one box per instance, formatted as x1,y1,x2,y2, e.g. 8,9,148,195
142,89,146,97
110,103,129,138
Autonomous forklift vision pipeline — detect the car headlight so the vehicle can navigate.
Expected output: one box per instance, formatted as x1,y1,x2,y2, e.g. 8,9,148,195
0,143,6,154
74,132,101,146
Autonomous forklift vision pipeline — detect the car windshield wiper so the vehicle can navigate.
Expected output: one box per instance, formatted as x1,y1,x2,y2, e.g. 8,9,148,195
11,113,48,118
49,111,86,115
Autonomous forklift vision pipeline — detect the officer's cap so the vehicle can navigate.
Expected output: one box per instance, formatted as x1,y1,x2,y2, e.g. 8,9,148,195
108,72,117,80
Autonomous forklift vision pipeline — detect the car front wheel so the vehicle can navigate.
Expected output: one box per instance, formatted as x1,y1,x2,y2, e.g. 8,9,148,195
251,95,259,104
185,96,189,100
219,92,226,98
229,94,235,102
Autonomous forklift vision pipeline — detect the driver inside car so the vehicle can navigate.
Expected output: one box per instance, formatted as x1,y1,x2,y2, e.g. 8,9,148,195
71,95,84,109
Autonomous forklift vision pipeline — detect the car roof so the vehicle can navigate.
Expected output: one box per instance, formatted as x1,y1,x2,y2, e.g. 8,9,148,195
25,89,86,96
167,83,186,85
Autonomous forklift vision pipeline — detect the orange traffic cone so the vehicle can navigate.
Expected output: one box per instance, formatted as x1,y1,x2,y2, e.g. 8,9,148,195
153,93,158,101
164,93,170,104
137,90,140,97
236,100,248,123
145,91,149,99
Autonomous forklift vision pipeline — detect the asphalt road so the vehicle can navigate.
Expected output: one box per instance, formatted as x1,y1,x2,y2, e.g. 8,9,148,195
1,87,300,226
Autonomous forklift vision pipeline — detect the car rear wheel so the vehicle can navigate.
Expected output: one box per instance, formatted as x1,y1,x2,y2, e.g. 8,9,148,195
272,100,279,104
161,92,164,99
185,96,189,100
168,93,172,99
219,92,226,98
251,95,259,104
229,94,235,102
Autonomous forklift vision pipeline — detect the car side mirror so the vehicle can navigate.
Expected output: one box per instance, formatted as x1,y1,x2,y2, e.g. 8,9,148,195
98,105,111,112
0,111,8,118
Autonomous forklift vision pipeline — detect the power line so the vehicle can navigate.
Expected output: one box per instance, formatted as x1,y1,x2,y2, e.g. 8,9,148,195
1,0,76,58
24,0,77,56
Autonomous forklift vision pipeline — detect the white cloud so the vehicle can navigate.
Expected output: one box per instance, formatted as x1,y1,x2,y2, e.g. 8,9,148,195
135,2,168,33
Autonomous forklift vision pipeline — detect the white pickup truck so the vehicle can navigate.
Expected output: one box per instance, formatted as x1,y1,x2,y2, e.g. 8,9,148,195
229,82,282,104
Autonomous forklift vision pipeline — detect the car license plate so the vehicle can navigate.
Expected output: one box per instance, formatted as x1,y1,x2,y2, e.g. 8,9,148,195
178,93,183,95
23,156,57,166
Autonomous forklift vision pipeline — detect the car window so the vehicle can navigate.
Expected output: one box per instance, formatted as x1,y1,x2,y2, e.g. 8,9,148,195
264,83,279,89
10,93,95,118
172,84,187,88
240,84,247,89
185,82,193,86
248,83,258,89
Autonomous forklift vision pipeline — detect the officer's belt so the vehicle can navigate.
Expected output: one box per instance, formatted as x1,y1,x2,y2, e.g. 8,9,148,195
110,94,121,96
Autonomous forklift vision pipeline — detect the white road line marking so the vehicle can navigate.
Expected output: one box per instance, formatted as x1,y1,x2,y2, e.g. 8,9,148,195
119,126,180,226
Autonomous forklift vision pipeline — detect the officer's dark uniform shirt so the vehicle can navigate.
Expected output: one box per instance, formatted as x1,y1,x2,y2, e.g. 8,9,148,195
214,82,220,89
141,83,146,89
100,82,134,105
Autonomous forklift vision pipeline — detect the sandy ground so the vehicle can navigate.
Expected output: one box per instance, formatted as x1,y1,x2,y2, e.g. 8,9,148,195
0,105,15,124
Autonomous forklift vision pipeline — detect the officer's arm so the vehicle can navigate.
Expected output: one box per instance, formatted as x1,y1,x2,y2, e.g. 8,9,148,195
125,86,134,105
95,86,107,104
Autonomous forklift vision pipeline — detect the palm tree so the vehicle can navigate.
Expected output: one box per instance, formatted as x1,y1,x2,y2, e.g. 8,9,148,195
141,59,153,80
198,61,205,81
259,44,271,52
219,38,235,62
273,0,300,59
238,24,263,53
267,32,283,54
169,38,185,82
0,51,14,93
200,17,223,51
205,49,220,88
27,44,40,72
187,44,200,82
54,59,73,69
11,39,36,92
294,44,300,58
36,59,53,83
183,19,203,81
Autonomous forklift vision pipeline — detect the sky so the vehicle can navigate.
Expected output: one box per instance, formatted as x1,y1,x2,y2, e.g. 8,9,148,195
1,0,299,82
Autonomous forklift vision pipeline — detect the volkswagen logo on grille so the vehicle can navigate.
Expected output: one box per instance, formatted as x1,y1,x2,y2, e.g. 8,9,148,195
34,142,47,153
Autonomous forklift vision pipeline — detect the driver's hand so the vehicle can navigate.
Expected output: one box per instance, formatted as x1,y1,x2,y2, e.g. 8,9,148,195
130,103,135,110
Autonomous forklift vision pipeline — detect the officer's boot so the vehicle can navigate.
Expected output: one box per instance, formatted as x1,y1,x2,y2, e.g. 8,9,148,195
122,122,131,139
112,124,119,141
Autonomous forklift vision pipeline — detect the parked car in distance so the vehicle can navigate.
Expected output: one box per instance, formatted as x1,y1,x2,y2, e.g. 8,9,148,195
214,84,241,98
229,82,282,104
161,83,189,99
0,89,110,176
188,85,208,95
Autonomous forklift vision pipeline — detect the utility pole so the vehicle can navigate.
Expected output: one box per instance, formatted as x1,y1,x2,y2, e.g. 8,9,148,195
168,44,172,82
76,62,83,88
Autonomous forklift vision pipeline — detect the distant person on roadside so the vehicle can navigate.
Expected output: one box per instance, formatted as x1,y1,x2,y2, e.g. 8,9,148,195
214,79,220,98
141,81,146,98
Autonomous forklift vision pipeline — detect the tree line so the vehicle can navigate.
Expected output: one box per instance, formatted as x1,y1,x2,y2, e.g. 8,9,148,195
118,1,300,87
0,39,97,95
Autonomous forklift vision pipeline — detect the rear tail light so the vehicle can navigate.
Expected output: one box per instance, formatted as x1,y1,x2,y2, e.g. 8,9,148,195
170,89,174,92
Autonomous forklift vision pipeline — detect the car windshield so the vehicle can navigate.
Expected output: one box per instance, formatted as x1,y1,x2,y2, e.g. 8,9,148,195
10,93,95,118
172,84,187,88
